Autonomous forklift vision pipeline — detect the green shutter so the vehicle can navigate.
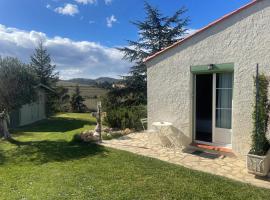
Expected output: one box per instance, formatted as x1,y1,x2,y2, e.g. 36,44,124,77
191,63,234,74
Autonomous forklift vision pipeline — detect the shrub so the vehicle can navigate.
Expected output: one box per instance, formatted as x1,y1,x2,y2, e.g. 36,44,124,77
104,105,147,131
250,74,270,156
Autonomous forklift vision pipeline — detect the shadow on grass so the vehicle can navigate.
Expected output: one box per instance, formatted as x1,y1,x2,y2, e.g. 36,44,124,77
13,117,96,134
2,138,107,165
0,150,5,165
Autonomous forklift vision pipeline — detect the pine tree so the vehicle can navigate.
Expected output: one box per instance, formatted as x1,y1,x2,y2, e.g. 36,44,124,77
116,2,189,105
70,85,86,113
30,41,59,87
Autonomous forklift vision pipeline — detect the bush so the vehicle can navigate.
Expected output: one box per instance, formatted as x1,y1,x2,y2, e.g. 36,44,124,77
104,105,147,131
250,74,270,156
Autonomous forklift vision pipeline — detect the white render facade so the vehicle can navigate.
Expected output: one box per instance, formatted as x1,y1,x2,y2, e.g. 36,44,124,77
146,0,270,155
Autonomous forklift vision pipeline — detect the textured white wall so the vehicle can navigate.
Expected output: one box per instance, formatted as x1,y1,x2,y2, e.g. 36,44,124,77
147,0,270,155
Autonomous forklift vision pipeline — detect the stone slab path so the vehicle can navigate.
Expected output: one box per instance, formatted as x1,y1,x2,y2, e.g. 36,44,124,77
102,132,270,189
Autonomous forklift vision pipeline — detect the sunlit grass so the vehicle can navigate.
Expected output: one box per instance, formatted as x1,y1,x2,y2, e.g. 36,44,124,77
0,113,269,199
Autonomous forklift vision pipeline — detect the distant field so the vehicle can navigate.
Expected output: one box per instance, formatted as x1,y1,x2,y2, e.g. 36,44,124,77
57,81,108,111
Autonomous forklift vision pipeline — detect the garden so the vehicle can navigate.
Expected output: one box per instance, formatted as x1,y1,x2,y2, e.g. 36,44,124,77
0,113,270,199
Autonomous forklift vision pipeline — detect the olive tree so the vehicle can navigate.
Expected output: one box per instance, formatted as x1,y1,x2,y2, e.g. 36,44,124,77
0,57,36,138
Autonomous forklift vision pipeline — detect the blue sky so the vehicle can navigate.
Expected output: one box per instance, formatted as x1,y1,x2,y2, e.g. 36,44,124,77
0,0,251,79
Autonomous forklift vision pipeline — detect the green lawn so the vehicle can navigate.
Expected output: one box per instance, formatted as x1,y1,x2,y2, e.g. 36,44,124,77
0,113,269,200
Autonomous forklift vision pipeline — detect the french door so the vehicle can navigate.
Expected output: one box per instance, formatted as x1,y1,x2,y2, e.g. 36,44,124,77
195,73,233,147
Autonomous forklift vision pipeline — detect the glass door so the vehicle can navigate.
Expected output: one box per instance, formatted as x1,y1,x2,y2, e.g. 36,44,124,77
195,74,213,143
213,73,233,146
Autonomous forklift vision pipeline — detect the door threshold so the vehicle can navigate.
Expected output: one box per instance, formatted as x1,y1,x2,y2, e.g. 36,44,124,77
191,142,232,153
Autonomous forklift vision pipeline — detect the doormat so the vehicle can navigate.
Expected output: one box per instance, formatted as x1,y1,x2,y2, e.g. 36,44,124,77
191,150,221,159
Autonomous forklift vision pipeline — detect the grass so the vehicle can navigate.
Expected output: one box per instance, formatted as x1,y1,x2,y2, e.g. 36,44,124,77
0,113,269,199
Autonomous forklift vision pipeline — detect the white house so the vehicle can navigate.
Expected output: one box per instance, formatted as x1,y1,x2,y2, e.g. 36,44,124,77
145,0,270,155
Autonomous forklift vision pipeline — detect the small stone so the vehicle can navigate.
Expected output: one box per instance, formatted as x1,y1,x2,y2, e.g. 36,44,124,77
123,128,132,135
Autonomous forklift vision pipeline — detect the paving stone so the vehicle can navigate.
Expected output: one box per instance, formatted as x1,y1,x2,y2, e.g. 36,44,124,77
101,132,270,189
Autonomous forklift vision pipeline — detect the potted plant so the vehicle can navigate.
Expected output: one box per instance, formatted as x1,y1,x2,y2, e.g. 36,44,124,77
247,66,270,176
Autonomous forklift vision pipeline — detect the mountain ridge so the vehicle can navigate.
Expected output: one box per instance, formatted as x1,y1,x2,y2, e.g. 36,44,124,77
60,77,120,86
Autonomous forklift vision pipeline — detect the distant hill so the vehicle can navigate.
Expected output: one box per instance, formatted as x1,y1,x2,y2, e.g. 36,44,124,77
57,80,108,111
64,77,120,86
57,77,121,110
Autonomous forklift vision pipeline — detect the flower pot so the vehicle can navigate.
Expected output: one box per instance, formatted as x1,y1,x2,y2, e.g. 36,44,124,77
247,149,270,176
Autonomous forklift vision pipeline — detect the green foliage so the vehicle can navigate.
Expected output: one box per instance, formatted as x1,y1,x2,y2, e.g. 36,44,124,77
0,57,36,111
30,41,59,116
104,105,147,131
250,74,270,156
95,81,113,89
54,86,70,112
70,85,87,113
106,2,189,108
30,41,59,86
119,2,189,62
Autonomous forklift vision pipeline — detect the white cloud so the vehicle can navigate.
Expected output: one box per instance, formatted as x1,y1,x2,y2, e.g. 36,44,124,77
75,0,97,5
106,15,117,28
46,4,51,9
0,24,131,79
54,4,79,16
186,28,198,36
105,0,112,5
89,20,95,24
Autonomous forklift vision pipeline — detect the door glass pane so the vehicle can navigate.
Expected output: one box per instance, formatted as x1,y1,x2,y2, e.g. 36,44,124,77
216,73,233,129
216,109,232,129
216,73,232,89
195,74,213,142
216,90,232,109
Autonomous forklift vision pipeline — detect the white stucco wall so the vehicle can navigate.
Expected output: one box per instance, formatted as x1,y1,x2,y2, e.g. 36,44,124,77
146,0,270,155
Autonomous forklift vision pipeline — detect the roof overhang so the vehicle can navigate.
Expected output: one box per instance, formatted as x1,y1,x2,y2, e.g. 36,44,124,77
34,83,56,93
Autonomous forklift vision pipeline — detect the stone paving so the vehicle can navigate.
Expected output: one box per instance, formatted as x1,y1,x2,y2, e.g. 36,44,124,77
102,132,270,189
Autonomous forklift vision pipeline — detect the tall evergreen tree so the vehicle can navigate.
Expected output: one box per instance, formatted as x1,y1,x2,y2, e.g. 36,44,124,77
115,2,189,106
70,85,86,113
30,41,59,87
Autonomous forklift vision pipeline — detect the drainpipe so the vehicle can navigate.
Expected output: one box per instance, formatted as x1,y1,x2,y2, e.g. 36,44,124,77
255,64,259,137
